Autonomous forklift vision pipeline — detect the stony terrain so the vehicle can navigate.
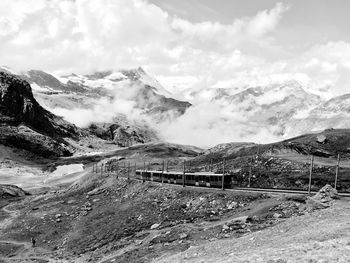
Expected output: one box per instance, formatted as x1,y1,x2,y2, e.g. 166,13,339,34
155,190,349,263
0,163,345,263
191,128,350,192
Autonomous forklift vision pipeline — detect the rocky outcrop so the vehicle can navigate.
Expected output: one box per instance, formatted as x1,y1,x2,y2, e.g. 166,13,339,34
0,184,28,198
88,121,158,147
0,71,78,138
306,184,339,210
0,71,79,156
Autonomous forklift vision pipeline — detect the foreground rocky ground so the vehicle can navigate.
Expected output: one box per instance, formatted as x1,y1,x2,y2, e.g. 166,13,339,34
156,198,350,263
0,163,346,263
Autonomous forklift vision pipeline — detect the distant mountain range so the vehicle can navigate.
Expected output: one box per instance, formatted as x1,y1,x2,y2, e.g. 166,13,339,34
2,65,350,145
185,80,350,141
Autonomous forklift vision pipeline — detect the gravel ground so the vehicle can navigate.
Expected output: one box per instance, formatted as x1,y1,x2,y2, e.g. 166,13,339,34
154,199,350,263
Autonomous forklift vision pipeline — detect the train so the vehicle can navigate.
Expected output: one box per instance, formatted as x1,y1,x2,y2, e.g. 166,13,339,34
135,170,233,188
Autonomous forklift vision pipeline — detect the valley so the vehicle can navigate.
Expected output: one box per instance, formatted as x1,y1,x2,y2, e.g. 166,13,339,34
1,68,350,262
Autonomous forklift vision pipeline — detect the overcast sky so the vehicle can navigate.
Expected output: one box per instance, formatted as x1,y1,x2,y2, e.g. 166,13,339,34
1,0,350,96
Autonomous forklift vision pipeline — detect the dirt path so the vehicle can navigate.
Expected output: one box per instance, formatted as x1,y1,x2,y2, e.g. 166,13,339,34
0,203,65,263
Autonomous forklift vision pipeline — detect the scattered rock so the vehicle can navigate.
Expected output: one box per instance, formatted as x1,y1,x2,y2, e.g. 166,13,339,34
273,213,282,219
179,233,188,239
316,134,327,144
87,189,101,196
150,223,161,230
222,224,230,232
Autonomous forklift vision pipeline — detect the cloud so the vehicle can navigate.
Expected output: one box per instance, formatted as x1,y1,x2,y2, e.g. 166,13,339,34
7,0,350,146
157,99,282,148
246,2,290,37
0,0,289,74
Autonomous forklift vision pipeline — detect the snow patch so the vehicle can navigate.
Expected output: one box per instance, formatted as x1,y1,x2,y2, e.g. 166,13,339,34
51,164,84,177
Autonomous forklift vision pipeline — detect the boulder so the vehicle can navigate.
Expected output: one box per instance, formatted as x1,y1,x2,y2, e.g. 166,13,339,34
150,223,160,230
313,184,339,203
306,184,338,210
316,134,327,144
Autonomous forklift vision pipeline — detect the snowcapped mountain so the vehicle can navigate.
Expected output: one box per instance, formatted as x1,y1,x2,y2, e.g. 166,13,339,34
3,64,350,145
59,67,171,96
0,66,191,123
180,80,350,142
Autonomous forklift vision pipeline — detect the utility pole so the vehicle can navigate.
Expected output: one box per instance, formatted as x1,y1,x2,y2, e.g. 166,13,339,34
143,161,145,183
116,162,119,179
248,157,253,188
221,158,225,190
161,160,164,184
335,153,340,189
308,155,314,194
183,160,186,187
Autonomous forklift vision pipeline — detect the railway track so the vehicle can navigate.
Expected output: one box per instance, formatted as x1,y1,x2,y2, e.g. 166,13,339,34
106,170,350,197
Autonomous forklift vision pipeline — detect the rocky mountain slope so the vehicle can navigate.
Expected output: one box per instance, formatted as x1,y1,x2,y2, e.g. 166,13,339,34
4,65,350,147
87,115,158,147
183,80,350,143
0,71,79,157
7,67,191,123
191,128,350,191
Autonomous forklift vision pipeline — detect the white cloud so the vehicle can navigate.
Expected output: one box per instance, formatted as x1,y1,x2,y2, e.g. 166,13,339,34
246,2,290,37
0,0,289,74
5,0,350,146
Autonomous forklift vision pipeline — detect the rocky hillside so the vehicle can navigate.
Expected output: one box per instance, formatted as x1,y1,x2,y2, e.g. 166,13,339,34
1,67,191,122
0,71,79,157
88,115,158,147
190,129,350,191
182,80,350,143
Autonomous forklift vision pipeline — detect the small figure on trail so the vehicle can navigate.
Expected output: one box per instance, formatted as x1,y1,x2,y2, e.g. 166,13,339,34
31,237,36,248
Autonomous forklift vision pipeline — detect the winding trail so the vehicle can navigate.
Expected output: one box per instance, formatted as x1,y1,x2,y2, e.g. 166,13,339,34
0,202,64,263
